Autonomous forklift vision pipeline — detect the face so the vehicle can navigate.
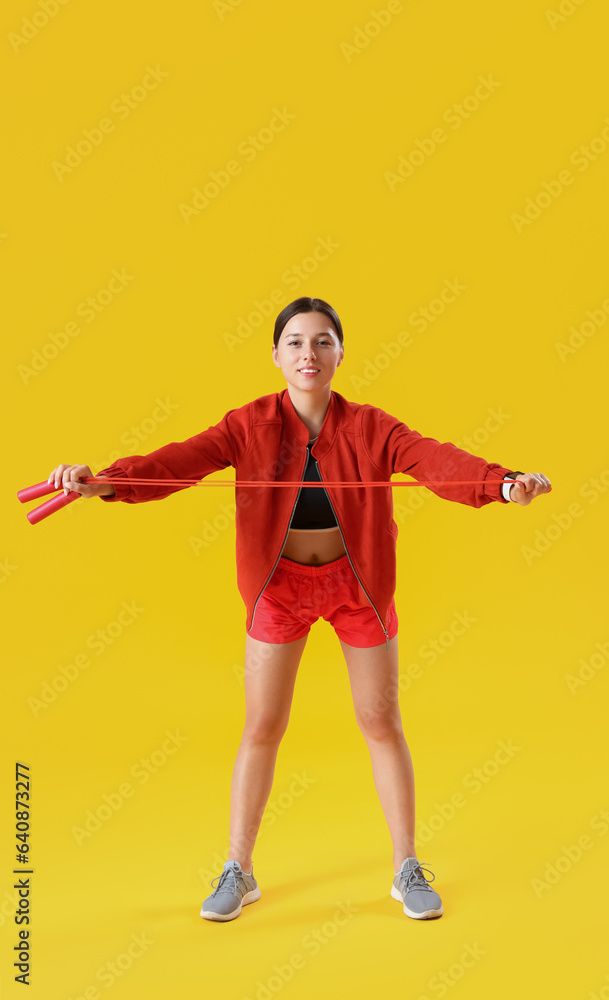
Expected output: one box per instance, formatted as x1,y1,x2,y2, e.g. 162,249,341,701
272,311,344,391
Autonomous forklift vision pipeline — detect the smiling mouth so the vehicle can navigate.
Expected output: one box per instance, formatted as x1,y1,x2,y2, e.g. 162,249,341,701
298,368,320,373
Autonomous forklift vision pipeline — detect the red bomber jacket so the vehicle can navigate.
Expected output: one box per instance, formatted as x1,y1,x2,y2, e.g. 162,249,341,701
96,388,514,648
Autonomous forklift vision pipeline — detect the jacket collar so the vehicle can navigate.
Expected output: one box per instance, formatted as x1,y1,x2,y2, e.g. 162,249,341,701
279,387,339,459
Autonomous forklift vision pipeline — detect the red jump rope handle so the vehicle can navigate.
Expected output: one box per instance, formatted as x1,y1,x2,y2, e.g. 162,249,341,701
26,490,81,524
17,480,61,503
17,481,82,524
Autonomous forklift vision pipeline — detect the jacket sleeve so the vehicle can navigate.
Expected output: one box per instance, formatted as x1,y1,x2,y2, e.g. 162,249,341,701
361,405,513,508
96,405,248,504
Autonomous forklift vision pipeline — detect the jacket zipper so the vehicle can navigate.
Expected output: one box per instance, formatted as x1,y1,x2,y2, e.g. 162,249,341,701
248,449,309,634
314,456,390,652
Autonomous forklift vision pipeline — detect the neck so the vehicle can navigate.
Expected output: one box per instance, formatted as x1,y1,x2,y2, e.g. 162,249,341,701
286,382,332,437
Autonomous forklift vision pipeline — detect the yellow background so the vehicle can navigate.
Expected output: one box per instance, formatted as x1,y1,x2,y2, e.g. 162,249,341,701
2,0,608,997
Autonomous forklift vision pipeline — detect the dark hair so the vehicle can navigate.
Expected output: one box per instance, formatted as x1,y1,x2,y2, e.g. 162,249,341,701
273,297,343,349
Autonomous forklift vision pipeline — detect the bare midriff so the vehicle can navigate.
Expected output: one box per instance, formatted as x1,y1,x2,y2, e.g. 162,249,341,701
278,431,347,566
280,526,346,566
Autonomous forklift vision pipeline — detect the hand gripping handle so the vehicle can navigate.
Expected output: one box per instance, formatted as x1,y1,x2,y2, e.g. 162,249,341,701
17,480,63,503
17,481,81,524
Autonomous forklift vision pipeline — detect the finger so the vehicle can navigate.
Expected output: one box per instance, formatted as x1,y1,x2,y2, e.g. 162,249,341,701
62,467,78,493
63,472,80,494
524,474,552,499
54,464,69,489
63,465,89,495
510,481,526,502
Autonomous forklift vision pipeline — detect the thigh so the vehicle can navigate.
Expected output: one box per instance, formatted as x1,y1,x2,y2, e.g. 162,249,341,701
243,632,308,739
323,564,399,648
247,564,315,644
338,635,402,734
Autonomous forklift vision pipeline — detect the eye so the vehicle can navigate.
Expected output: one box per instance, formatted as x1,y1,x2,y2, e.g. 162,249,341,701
287,340,331,346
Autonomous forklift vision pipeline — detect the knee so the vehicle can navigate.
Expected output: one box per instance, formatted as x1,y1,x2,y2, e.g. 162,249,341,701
357,710,403,743
243,715,287,745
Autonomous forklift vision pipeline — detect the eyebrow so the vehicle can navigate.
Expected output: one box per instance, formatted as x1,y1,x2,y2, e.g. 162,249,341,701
284,332,334,338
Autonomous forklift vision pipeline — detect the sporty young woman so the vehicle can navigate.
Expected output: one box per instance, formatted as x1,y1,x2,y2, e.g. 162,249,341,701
47,296,551,922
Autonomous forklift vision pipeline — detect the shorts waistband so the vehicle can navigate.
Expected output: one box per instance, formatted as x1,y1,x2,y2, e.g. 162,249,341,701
276,553,351,577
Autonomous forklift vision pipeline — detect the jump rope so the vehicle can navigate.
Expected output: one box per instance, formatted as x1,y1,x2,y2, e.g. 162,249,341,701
18,476,548,525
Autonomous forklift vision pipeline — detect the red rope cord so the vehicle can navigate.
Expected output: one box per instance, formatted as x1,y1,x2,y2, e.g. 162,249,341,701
83,476,523,489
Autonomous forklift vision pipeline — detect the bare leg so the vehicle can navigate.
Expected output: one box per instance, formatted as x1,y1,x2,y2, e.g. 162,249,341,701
229,632,308,871
339,635,417,871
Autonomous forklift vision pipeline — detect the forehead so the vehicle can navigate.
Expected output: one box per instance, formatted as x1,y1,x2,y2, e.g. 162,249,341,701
281,313,337,338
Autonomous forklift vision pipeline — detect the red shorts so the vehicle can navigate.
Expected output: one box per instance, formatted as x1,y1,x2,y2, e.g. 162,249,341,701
247,554,398,647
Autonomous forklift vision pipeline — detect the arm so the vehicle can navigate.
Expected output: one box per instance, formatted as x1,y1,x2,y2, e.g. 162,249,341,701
361,405,519,508
96,405,247,503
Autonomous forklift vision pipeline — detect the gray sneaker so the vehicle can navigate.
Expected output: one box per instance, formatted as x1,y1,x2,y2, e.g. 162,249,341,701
391,857,443,919
200,860,261,921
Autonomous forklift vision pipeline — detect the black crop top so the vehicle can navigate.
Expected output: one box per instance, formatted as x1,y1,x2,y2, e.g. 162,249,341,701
289,441,338,530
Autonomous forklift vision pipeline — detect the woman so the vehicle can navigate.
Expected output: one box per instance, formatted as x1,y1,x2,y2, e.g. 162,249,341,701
47,296,551,923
